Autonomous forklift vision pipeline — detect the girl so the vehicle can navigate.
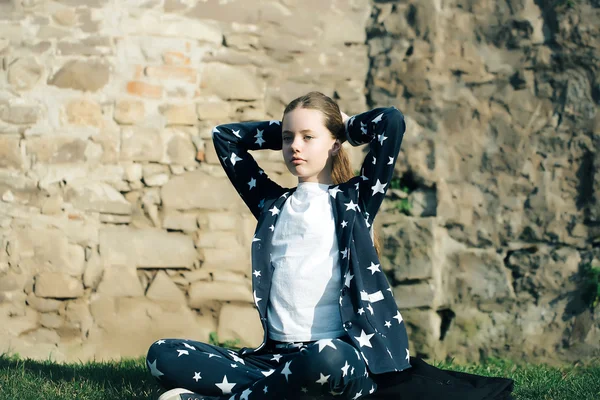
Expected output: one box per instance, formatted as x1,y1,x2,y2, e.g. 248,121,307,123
146,92,513,400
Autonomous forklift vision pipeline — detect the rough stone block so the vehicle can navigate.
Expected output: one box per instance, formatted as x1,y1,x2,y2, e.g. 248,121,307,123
27,136,88,164
217,304,263,348
196,100,232,121
162,211,198,232
114,99,145,124
99,227,197,268
161,169,242,210
200,63,264,101
7,57,44,90
200,248,250,273
35,272,84,299
96,264,144,297
126,81,163,99
65,98,104,127
121,14,222,44
159,103,197,125
49,60,109,92
88,296,215,360
0,136,25,170
0,103,41,125
121,126,163,162
393,282,436,309
146,271,187,304
65,182,131,215
445,249,515,304
146,66,197,83
162,128,197,166
188,281,252,307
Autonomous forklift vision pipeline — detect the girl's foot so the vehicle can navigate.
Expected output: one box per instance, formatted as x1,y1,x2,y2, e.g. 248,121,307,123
158,388,202,400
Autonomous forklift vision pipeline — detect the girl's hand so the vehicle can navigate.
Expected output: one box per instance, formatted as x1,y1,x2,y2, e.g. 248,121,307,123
340,111,350,125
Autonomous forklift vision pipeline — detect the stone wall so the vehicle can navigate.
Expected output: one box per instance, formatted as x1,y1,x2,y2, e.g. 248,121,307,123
0,0,598,365
367,0,600,364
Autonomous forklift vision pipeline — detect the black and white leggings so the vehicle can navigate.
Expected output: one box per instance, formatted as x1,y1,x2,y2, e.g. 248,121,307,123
146,335,376,400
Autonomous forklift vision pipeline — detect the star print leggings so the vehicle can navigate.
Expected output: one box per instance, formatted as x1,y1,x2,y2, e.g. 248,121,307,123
146,335,376,400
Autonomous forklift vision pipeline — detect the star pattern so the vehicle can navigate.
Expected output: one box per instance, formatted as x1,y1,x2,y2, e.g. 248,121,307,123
393,310,403,324
230,152,242,166
147,359,163,378
355,330,375,348
367,262,381,274
315,339,337,352
316,373,330,385
216,376,236,395
248,177,257,190
193,372,202,382
371,179,387,195
344,200,359,211
281,361,293,382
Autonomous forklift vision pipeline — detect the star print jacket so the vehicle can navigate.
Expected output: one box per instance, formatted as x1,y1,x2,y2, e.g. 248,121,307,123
211,107,410,374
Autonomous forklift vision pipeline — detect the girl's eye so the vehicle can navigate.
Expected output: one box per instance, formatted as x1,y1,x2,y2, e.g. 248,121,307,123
304,136,313,140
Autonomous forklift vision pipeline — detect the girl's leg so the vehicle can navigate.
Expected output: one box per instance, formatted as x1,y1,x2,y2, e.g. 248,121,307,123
147,338,272,398
237,337,375,400
147,336,374,400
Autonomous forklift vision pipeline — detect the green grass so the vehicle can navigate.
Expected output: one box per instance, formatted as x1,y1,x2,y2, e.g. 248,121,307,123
0,354,599,399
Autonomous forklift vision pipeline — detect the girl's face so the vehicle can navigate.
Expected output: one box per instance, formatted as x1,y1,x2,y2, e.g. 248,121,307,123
281,108,341,184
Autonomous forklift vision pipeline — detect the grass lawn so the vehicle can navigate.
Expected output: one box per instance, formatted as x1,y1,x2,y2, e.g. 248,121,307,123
0,354,599,400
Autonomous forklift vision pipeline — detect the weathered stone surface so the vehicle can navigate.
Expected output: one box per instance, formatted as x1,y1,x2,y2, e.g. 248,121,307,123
162,211,198,232
114,99,145,124
0,136,25,170
196,100,232,121
7,57,44,90
0,103,41,125
217,304,262,348
188,281,253,307
121,126,163,162
65,182,131,215
35,272,84,299
49,60,109,92
88,296,215,360
53,8,78,26
382,216,438,281
161,170,242,210
162,128,197,166
83,251,103,289
394,282,436,309
444,249,515,304
142,164,170,187
65,98,104,127
121,13,222,43
96,264,144,297
146,271,186,304
26,293,63,313
27,136,88,164
200,63,264,100
8,227,86,276
99,227,197,268
160,103,197,125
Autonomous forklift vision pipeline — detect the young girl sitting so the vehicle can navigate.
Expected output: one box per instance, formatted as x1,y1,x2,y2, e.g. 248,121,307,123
147,91,410,400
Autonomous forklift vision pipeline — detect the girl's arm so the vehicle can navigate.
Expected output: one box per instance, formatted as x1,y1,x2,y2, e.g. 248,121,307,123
212,120,285,220
344,107,406,224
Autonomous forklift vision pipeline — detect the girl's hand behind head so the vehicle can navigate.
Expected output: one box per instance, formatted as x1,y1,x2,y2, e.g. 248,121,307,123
340,111,350,125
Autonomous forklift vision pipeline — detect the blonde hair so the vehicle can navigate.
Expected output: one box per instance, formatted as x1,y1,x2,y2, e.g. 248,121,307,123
283,92,382,258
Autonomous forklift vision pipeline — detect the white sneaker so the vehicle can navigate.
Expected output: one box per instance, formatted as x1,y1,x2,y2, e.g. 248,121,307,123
158,388,198,400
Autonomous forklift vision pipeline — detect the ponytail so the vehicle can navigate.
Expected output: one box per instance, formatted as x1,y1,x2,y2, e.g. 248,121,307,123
332,146,383,258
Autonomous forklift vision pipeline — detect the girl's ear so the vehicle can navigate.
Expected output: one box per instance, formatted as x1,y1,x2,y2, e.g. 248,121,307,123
332,139,342,156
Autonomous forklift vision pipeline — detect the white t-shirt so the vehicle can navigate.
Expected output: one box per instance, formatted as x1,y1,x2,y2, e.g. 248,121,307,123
267,181,346,342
